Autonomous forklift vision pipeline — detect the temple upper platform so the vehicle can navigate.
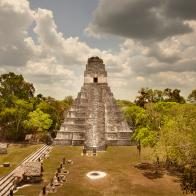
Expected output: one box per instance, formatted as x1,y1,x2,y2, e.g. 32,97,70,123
84,56,107,84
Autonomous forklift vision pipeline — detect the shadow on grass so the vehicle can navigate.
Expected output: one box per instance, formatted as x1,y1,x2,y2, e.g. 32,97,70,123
143,171,163,179
165,166,183,178
134,162,184,183
134,162,164,179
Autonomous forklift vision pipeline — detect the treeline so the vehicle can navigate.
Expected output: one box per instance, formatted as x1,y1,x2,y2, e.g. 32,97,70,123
0,72,73,142
118,87,196,167
134,87,194,107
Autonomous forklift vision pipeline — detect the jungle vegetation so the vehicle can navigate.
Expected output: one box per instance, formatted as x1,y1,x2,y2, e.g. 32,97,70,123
0,72,73,142
0,72,195,168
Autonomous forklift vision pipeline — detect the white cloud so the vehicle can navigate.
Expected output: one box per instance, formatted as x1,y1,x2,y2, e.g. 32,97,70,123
0,0,195,101
0,0,34,66
33,8,103,65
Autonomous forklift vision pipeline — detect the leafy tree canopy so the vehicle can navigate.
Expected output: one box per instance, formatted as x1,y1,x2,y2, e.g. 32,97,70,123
135,87,185,107
0,98,33,140
187,89,196,103
0,72,35,106
0,72,74,141
24,108,53,132
121,101,196,165
116,100,133,109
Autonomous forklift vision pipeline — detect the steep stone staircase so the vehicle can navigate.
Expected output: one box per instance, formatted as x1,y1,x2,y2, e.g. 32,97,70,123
84,84,106,150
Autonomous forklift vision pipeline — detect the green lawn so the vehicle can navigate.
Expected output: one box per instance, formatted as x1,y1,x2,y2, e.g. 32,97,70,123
17,146,184,196
0,144,42,177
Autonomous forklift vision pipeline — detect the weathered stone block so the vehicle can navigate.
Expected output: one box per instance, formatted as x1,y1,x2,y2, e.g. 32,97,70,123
0,143,7,154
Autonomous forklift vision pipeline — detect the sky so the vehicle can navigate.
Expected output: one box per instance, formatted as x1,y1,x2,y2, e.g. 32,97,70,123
0,0,196,101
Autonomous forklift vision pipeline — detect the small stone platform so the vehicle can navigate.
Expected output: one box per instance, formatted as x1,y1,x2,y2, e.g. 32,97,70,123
0,143,8,154
14,162,42,183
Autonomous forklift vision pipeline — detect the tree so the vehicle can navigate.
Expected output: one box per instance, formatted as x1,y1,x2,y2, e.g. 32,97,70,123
0,72,35,106
135,88,164,107
0,98,33,140
24,108,52,132
131,102,177,147
37,96,74,131
63,96,74,106
135,88,152,107
122,104,147,130
129,101,196,166
134,127,158,147
0,72,74,141
14,98,33,137
56,96,74,128
155,104,196,165
153,89,164,102
135,88,185,107
187,89,196,103
121,103,159,147
0,107,17,139
36,100,58,131
163,88,185,103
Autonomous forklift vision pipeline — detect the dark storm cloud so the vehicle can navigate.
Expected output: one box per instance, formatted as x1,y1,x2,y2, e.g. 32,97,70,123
165,0,196,20
87,0,196,41
146,44,181,64
131,59,196,76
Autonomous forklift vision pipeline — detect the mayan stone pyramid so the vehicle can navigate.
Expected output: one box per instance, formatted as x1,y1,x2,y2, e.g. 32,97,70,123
55,57,132,150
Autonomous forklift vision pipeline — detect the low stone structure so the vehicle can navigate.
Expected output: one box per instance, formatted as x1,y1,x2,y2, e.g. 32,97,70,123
25,134,33,143
0,143,7,154
14,162,42,183
55,57,133,150
3,162,10,167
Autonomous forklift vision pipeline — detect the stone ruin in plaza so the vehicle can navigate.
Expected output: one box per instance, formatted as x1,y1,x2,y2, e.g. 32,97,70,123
55,57,132,150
